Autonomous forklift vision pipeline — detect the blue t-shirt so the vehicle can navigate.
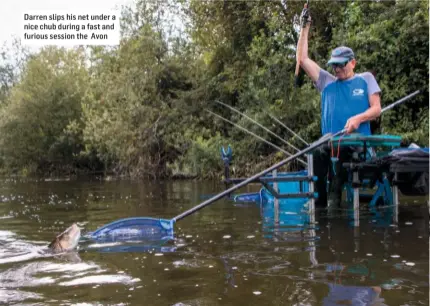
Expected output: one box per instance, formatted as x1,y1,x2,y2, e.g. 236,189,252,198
315,70,381,135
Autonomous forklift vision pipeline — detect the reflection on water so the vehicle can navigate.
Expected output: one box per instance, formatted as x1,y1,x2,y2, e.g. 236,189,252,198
0,178,428,305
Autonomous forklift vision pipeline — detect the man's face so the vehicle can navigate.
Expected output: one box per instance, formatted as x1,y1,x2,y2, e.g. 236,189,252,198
331,59,356,80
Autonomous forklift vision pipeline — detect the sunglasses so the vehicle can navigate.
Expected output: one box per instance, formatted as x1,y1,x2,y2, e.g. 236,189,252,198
331,60,351,69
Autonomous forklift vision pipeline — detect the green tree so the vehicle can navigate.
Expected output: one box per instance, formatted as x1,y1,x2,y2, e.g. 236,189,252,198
0,47,90,174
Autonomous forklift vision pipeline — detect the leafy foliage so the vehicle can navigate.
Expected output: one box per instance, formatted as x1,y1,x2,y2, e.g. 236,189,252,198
0,47,91,175
0,0,427,178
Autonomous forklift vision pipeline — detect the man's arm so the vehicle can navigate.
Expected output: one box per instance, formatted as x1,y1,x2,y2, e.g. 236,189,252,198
344,93,382,134
357,93,382,122
296,21,321,83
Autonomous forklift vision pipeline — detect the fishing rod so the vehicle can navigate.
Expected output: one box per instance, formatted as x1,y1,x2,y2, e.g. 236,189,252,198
215,100,301,153
264,111,310,146
206,110,308,166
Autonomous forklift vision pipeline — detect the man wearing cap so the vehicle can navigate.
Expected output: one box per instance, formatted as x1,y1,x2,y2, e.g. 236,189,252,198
296,6,382,209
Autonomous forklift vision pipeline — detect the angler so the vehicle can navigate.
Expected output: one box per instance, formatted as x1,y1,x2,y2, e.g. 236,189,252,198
295,2,382,210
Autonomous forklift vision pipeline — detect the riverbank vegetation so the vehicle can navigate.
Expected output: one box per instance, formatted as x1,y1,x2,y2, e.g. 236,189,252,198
0,0,428,179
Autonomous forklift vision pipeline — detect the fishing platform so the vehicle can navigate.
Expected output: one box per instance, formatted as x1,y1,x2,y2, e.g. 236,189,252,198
221,133,429,227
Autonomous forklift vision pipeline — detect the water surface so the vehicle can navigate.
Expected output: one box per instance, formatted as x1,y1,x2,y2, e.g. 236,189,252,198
0,178,428,305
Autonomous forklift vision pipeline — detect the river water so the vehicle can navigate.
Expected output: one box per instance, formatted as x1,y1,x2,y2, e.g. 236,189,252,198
0,178,428,305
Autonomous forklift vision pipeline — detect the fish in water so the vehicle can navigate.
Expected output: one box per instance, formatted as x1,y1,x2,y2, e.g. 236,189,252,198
48,223,81,253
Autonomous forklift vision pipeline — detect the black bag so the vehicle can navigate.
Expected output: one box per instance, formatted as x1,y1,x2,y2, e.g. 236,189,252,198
389,148,429,196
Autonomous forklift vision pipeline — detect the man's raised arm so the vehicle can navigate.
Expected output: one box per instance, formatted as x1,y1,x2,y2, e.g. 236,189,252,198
296,5,321,83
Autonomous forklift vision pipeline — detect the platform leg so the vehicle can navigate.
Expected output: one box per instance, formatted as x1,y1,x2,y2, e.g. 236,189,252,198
309,224,318,266
392,172,399,225
273,169,279,226
354,226,360,252
346,183,353,205
383,175,393,206
307,153,315,223
307,153,317,266
353,171,360,227
369,180,383,208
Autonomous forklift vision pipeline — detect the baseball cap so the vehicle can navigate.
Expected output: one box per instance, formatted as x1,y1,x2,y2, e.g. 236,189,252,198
327,46,355,65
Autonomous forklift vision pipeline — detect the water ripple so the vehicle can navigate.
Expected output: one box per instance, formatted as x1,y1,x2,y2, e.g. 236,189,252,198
59,274,140,286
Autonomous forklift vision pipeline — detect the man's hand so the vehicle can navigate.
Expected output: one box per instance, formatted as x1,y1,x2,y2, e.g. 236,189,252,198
300,3,311,28
344,115,362,134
